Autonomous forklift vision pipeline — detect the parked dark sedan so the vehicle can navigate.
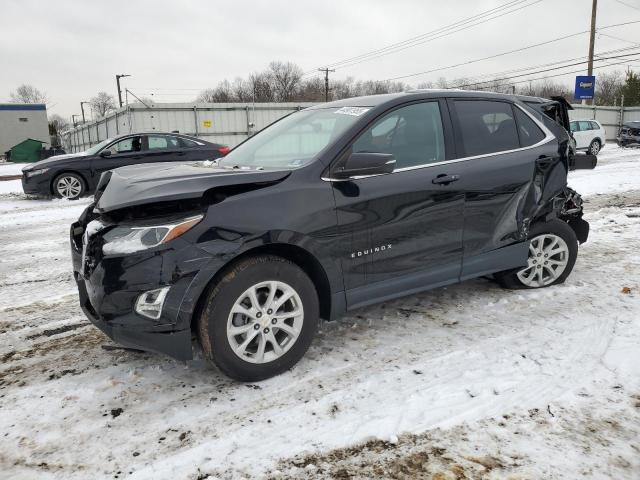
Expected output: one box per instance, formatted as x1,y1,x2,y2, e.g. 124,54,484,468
21,132,229,199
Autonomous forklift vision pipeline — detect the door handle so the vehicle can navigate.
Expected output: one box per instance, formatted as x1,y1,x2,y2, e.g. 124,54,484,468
432,174,460,185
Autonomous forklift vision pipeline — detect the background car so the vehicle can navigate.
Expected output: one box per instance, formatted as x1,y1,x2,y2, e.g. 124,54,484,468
569,119,606,155
21,132,229,199
617,121,640,147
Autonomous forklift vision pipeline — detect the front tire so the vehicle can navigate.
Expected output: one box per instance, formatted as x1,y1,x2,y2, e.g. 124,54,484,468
588,139,601,155
197,255,319,382
53,173,85,199
495,219,578,289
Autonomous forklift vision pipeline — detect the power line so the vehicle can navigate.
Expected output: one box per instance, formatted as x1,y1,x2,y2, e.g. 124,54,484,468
470,57,638,90
452,51,640,89
613,0,640,12
455,44,640,83
303,0,543,74
380,20,640,82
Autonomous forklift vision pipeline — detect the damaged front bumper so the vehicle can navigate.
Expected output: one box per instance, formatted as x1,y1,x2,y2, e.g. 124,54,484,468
69,205,225,361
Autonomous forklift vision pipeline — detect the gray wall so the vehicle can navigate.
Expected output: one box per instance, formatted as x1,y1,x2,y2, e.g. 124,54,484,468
0,104,49,154
568,104,640,141
61,102,314,153
60,100,640,152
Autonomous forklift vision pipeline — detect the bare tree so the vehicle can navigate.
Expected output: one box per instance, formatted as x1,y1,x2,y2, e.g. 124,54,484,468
436,77,449,89
48,114,69,146
197,80,233,103
268,61,303,101
595,71,624,106
10,84,48,104
231,77,253,102
415,81,435,89
248,72,275,102
90,91,117,117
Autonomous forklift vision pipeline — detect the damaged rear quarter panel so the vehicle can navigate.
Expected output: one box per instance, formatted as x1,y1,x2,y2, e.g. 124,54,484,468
460,138,568,259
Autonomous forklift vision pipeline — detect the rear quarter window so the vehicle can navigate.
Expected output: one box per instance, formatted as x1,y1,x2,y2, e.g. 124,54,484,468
514,108,546,147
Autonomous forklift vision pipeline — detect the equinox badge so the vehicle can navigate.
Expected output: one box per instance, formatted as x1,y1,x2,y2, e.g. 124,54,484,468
350,244,392,258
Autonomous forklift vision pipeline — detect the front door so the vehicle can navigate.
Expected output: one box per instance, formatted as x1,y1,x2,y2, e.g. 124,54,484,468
330,100,465,309
91,135,144,181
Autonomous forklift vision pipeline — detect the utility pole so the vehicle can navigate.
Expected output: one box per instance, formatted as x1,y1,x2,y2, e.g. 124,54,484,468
116,74,131,108
586,0,598,105
80,101,91,145
318,67,335,102
80,101,89,124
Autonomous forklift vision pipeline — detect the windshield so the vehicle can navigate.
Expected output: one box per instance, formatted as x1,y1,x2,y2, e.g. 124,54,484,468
84,137,116,155
219,107,369,169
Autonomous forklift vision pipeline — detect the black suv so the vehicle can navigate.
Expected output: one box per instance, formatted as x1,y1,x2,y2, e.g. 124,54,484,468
71,91,592,381
22,132,229,199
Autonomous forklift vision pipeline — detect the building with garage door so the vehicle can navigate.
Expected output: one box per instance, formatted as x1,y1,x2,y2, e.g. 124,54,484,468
0,104,49,157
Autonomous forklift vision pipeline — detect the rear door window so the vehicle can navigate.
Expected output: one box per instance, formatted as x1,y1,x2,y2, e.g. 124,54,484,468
452,100,519,156
578,121,592,131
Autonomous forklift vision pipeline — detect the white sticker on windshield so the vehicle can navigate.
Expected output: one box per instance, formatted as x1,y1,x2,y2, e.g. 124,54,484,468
334,107,370,116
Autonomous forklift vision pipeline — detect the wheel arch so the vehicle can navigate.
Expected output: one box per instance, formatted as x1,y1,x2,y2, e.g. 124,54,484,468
191,242,335,333
50,170,88,196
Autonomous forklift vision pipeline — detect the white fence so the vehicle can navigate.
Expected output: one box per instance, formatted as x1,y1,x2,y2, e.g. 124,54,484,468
61,100,640,152
569,104,640,141
61,102,315,153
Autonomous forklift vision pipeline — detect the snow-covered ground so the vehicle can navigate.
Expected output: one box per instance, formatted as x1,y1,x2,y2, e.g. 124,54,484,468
0,145,639,479
0,161,27,177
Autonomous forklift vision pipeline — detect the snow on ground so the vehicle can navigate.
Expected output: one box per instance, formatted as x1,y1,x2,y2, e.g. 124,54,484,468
0,179,23,195
0,145,639,479
0,162,27,176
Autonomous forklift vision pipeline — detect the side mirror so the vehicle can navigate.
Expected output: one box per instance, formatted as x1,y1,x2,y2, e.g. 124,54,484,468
99,150,112,158
569,153,597,170
333,152,395,179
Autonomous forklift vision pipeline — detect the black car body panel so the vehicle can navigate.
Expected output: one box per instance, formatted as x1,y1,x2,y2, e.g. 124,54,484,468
22,133,228,197
70,90,589,361
94,162,292,212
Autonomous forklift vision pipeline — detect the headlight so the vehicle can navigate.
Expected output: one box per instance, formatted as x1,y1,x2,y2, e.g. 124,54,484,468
102,215,203,255
25,168,50,177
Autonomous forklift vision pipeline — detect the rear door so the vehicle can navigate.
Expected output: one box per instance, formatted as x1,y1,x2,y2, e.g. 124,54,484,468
574,121,593,149
329,100,465,309
447,99,559,279
141,134,185,163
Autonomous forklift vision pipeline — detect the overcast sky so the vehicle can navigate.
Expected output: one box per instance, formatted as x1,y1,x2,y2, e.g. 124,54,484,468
1,0,638,119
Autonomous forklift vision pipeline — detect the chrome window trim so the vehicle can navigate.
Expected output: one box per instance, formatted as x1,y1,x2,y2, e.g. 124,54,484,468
322,102,555,182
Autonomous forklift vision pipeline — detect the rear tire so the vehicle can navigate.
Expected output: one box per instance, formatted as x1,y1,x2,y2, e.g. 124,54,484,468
53,172,85,200
197,255,319,382
495,219,578,289
588,139,601,155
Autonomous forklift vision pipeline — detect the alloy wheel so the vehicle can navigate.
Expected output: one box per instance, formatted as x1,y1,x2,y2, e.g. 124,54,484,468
590,141,600,155
56,176,82,199
226,280,304,364
517,234,569,287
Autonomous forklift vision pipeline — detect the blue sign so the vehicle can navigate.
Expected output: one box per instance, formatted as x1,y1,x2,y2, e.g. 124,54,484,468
575,75,595,100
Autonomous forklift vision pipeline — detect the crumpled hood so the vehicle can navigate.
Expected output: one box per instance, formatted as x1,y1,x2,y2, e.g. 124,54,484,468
22,152,86,170
95,162,291,212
